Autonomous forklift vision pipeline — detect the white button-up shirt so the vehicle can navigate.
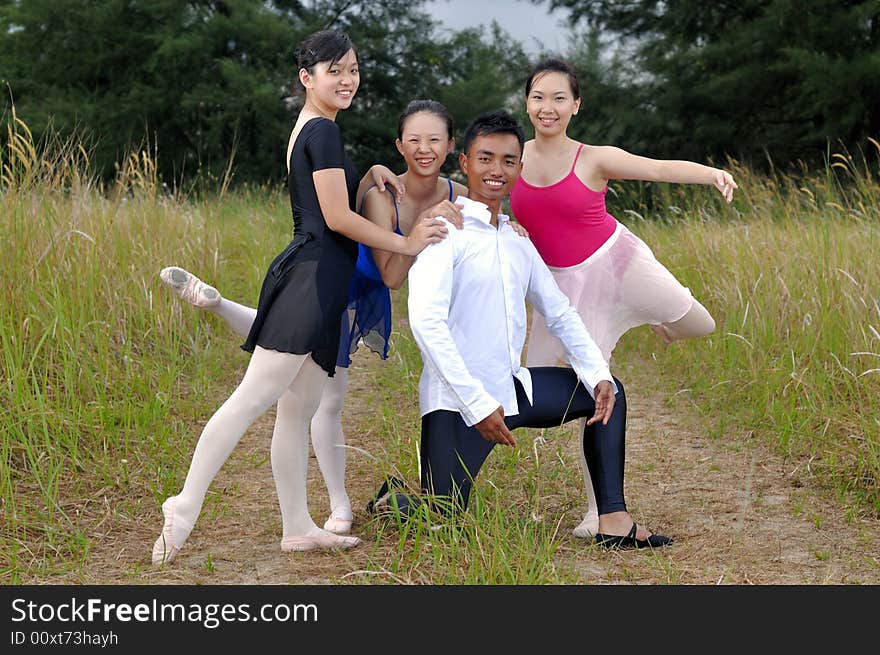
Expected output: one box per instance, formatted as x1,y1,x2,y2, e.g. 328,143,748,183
408,195,615,426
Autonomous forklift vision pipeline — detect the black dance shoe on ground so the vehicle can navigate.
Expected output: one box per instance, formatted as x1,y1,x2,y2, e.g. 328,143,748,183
594,522,674,550
366,477,407,516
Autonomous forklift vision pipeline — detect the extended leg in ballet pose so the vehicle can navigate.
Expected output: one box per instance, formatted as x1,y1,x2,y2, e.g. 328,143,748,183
160,267,256,337
651,299,715,344
158,267,353,535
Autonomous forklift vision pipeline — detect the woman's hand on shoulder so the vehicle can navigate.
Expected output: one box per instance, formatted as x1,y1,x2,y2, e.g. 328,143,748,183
403,215,449,256
712,169,738,203
368,164,405,203
509,220,529,238
418,200,465,230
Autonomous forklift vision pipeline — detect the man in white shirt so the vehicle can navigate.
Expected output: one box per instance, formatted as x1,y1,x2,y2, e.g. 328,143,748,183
373,111,670,549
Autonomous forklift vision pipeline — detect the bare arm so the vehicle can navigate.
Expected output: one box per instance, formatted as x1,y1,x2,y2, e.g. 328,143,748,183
314,168,447,256
370,197,467,288
355,164,405,210
593,146,738,202
362,187,415,290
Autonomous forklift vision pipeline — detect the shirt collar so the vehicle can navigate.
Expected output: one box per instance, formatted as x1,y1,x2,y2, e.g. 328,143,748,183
455,195,510,227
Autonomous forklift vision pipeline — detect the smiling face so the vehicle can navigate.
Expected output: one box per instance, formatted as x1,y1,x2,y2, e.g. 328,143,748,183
396,111,454,178
458,132,523,207
300,48,359,113
525,71,581,137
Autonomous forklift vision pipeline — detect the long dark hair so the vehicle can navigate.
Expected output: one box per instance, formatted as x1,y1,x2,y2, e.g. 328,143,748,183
524,58,580,100
295,29,357,73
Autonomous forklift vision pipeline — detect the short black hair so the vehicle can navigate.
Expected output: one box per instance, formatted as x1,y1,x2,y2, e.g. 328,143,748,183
525,58,580,100
461,110,525,157
295,29,357,73
397,100,455,141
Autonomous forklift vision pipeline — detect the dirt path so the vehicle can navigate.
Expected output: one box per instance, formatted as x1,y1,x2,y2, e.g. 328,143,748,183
562,372,880,584
61,349,880,585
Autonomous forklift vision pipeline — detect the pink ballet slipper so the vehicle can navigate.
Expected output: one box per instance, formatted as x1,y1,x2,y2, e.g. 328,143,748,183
280,531,361,552
159,266,221,309
151,498,192,566
572,512,600,539
323,508,353,535
323,517,353,534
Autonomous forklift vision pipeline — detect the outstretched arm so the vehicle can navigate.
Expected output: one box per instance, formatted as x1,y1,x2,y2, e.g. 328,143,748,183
593,146,738,202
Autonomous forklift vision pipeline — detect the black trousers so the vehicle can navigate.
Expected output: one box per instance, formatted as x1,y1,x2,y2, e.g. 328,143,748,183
391,367,627,517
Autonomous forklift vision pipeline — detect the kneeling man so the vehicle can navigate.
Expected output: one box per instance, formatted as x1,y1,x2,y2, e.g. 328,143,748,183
377,110,669,549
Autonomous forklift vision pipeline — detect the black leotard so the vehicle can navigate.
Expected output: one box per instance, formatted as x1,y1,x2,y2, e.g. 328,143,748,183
242,117,359,376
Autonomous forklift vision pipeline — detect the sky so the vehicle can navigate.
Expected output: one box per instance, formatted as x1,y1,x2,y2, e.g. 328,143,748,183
422,0,572,54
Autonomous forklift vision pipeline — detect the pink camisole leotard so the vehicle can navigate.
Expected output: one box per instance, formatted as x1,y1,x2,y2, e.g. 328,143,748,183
509,143,617,267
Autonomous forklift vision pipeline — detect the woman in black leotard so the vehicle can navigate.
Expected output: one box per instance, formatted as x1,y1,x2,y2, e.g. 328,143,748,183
151,29,447,566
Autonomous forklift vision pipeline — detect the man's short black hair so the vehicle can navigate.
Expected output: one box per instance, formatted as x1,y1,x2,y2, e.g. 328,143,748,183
461,110,525,157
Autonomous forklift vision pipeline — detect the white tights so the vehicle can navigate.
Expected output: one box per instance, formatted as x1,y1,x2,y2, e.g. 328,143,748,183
203,296,351,520
656,299,716,342
171,346,328,540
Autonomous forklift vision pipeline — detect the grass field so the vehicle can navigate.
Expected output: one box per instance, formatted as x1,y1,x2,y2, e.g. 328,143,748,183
2,117,878,583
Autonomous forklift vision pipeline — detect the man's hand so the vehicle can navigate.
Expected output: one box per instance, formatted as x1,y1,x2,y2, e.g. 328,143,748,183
474,406,516,446
586,380,616,426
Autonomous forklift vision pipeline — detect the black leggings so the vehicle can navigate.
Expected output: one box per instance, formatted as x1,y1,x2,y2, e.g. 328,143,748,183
395,368,627,517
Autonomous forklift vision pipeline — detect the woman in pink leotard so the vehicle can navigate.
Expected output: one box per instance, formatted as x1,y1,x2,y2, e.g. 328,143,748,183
509,58,738,540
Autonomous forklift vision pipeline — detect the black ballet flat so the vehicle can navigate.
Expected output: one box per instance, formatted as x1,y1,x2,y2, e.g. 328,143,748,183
594,522,674,550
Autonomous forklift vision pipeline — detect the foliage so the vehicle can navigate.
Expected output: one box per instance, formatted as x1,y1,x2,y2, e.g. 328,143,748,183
0,0,528,186
541,0,880,168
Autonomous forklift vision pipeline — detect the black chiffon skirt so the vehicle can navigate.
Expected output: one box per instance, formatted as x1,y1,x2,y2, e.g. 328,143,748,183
242,232,356,376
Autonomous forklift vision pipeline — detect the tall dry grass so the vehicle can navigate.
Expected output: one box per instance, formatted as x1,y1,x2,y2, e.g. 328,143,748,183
610,145,880,514
1,112,877,582
1,113,289,581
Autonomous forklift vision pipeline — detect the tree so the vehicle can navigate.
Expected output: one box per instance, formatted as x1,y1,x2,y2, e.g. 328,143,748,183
1,0,305,184
540,0,880,167
1,0,531,186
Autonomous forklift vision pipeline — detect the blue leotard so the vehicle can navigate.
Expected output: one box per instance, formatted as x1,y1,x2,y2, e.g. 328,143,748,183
337,178,454,368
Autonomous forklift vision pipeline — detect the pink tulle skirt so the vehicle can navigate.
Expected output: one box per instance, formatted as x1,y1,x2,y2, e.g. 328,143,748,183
526,222,694,365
